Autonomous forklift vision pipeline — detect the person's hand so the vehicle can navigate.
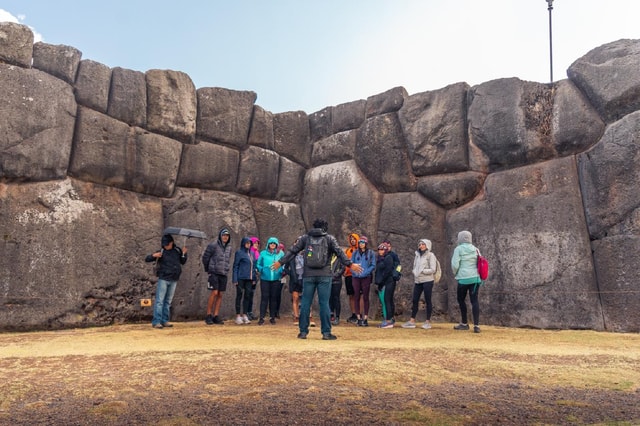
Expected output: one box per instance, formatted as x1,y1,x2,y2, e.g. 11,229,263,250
182,246,188,254
351,263,363,274
271,261,281,271
233,282,238,286
153,251,162,258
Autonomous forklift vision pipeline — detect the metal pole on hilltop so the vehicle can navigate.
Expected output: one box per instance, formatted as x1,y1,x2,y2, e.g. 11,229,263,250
546,0,554,82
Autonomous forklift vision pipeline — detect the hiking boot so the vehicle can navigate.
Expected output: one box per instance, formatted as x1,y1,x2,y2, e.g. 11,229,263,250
270,317,276,325
357,319,363,327
297,332,307,339
421,322,432,330
205,315,214,325
363,319,369,327
322,333,337,340
161,323,173,328
235,316,244,325
242,314,251,324
258,318,265,325
213,316,224,325
347,314,358,324
152,323,163,329
247,312,256,321
474,325,481,333
402,321,416,329
454,323,470,330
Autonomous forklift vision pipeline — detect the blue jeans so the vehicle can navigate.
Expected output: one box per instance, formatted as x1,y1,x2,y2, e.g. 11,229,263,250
299,276,332,335
153,278,177,325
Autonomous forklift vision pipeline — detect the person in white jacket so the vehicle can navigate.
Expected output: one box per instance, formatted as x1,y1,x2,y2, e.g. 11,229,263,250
402,239,437,330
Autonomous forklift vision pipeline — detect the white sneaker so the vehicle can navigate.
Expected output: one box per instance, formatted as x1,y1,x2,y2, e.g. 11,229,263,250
422,322,432,329
401,321,416,329
235,316,244,325
242,314,251,324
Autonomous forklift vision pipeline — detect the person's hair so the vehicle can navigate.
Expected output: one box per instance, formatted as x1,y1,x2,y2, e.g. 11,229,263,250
312,218,328,232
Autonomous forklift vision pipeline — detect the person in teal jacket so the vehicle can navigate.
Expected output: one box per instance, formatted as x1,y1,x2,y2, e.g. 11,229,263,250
451,230,482,333
256,237,284,325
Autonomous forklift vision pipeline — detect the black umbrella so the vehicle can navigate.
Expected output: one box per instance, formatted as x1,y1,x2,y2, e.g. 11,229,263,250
162,227,208,240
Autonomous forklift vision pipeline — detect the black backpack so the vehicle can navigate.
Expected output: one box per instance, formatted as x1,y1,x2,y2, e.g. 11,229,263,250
305,235,329,269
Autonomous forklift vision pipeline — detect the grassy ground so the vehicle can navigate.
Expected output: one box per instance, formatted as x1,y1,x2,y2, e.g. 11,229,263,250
0,320,639,425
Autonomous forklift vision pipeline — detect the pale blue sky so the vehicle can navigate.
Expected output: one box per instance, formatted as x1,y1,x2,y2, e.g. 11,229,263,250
2,1,639,114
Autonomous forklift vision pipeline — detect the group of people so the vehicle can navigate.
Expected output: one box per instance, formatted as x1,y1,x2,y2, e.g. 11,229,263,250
145,218,485,336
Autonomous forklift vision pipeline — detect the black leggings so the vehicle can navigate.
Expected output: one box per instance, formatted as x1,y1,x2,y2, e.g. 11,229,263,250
457,283,479,326
411,281,434,320
330,281,342,318
383,280,396,321
260,280,279,319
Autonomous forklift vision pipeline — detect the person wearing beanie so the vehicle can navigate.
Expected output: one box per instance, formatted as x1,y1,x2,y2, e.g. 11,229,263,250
375,242,396,328
403,239,437,330
145,233,188,329
451,230,482,333
350,236,376,327
202,227,233,325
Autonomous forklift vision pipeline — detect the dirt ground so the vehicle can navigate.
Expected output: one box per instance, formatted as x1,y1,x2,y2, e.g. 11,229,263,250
0,320,639,425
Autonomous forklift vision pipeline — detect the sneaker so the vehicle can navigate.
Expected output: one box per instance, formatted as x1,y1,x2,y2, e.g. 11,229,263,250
152,323,163,329
258,318,265,325
381,322,394,329
390,318,396,325
213,316,224,325
322,333,337,340
297,332,307,339
454,323,470,330
247,312,256,321
378,321,388,328
402,321,416,329
235,316,244,325
242,314,251,324
331,317,340,326
357,319,363,327
205,315,214,325
422,322,432,330
347,314,358,324
270,317,276,325
161,323,173,328
363,319,369,327
474,325,481,333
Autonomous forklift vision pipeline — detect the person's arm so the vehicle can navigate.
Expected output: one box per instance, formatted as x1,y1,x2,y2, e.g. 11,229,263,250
271,237,305,270
232,251,240,283
179,247,188,265
451,248,460,275
202,244,212,272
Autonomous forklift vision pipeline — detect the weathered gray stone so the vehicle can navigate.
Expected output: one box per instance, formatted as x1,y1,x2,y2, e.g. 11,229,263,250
251,198,307,251
366,86,407,118
377,192,448,318
32,42,81,84
332,99,365,133
276,156,304,203
417,171,485,209
0,22,33,67
236,145,280,198
311,130,356,167
273,110,310,167
308,107,332,142
70,107,182,197
398,83,469,175
568,39,640,123
107,67,147,127
248,105,275,150
355,113,416,193
301,160,382,239
592,235,640,332
577,110,640,239
447,156,603,330
162,188,258,321
74,59,111,113
196,87,256,147
146,69,197,144
0,178,161,331
0,64,76,181
176,141,239,191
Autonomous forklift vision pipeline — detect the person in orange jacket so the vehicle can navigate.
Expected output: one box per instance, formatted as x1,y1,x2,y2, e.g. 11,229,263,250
343,233,359,323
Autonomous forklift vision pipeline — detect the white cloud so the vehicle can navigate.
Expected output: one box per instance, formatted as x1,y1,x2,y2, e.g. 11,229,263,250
0,9,43,43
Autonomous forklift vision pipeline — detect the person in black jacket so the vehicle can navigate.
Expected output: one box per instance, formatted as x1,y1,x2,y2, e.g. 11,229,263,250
376,242,396,329
202,228,233,325
145,234,188,329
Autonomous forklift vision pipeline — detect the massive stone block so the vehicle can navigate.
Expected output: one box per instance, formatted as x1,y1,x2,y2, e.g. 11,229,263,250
236,145,280,198
417,171,485,209
276,156,304,203
332,99,366,134
398,83,469,175
568,39,640,123
0,22,34,67
311,129,356,167
107,67,147,127
74,59,112,113
176,141,239,192
32,42,81,85
273,111,311,167
0,64,76,181
447,156,603,330
366,86,407,118
308,106,332,142
146,69,197,144
70,107,182,197
0,178,161,331
196,87,256,147
248,105,275,150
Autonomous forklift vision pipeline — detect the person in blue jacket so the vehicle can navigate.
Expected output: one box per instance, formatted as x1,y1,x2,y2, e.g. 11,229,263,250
350,236,376,327
256,237,284,325
232,237,257,325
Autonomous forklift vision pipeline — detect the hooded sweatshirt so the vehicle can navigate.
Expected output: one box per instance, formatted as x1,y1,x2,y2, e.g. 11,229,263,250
256,237,284,281
412,238,437,283
232,237,257,283
451,230,481,284
202,228,233,275
343,232,360,278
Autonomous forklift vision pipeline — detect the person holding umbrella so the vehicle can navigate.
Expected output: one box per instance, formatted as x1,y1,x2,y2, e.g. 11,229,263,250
145,233,188,329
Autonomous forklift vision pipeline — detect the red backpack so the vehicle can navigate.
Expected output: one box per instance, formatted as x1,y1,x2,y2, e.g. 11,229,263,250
476,249,489,281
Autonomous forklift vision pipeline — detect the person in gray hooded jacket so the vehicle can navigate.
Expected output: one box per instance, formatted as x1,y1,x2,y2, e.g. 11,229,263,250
202,227,232,325
402,239,437,330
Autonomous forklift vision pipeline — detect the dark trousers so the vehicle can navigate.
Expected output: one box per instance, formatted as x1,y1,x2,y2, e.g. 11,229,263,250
235,279,253,315
329,280,342,318
457,283,480,326
411,281,434,320
383,280,396,321
260,280,279,320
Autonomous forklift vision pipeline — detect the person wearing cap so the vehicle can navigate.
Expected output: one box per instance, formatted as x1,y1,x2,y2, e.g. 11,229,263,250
202,227,233,325
376,242,396,328
145,233,188,329
350,236,376,327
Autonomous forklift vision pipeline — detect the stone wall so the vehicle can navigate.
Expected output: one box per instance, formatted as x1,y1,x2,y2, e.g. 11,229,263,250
1,22,639,332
